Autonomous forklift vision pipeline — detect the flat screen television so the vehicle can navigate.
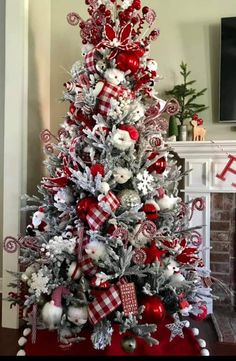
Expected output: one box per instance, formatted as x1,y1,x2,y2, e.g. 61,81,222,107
219,17,236,122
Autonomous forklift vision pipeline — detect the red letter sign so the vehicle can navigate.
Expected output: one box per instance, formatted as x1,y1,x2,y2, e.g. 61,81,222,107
216,154,236,187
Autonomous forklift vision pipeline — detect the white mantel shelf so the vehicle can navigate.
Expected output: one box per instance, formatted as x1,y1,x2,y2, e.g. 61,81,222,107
167,140,236,157
168,140,236,193
166,140,236,314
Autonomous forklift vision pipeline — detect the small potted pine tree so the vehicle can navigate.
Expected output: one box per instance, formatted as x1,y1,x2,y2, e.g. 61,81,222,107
166,62,208,141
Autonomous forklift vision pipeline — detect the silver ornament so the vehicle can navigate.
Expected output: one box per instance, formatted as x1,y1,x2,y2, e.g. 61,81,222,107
118,189,141,210
121,336,137,353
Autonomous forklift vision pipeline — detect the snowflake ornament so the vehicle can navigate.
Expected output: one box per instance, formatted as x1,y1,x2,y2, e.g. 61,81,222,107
136,170,154,195
29,268,50,299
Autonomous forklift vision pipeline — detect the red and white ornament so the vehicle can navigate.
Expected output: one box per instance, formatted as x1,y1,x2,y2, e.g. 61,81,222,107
76,197,98,222
190,304,208,321
142,199,160,220
147,152,167,174
116,51,140,74
111,129,134,151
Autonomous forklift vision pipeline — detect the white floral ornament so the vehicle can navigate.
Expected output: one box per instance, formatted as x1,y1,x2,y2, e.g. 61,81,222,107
137,170,154,195
129,102,145,123
113,167,132,184
104,68,125,86
41,236,76,259
157,194,181,211
111,129,134,151
29,268,50,299
85,240,106,261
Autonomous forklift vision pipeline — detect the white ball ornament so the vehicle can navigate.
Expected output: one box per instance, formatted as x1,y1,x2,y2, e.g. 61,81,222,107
198,339,207,348
23,328,31,337
184,320,190,328
192,328,199,336
98,181,110,194
16,350,26,356
21,273,29,283
201,349,210,356
18,337,27,347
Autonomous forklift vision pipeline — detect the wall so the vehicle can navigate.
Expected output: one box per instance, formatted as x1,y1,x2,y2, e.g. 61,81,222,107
48,0,236,141
0,0,6,280
28,0,51,196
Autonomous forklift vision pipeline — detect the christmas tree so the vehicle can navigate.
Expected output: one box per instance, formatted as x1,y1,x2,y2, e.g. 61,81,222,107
5,0,211,356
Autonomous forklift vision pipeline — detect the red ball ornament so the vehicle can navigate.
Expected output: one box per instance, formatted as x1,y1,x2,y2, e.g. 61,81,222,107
90,164,105,177
69,103,76,114
147,153,167,174
76,197,98,221
116,52,140,75
141,295,166,324
190,304,208,321
134,45,146,58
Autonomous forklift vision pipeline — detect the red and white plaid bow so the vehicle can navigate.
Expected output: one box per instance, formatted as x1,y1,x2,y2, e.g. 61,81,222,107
88,278,127,325
96,82,122,117
86,191,120,231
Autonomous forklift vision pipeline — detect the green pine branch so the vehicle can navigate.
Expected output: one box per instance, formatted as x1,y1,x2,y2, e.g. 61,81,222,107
165,61,208,124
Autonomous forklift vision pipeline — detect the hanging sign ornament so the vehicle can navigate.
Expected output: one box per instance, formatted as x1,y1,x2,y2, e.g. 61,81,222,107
216,153,236,188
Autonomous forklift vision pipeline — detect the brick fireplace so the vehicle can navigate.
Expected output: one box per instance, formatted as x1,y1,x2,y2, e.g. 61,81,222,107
210,193,236,307
168,140,236,313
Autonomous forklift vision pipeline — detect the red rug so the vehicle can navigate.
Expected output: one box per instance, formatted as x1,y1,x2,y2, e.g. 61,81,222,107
23,315,203,356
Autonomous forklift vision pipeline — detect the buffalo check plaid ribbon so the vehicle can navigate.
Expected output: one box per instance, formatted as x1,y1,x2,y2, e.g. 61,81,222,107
96,82,122,117
88,278,127,325
85,48,98,75
86,191,120,230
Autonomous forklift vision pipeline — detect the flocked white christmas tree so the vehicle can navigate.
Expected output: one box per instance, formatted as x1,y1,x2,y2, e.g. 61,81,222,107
5,0,212,356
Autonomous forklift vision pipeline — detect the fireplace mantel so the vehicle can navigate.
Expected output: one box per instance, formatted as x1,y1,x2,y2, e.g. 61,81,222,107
167,140,236,313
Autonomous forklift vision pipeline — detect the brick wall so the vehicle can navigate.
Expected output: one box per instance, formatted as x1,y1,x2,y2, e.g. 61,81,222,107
210,193,236,307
